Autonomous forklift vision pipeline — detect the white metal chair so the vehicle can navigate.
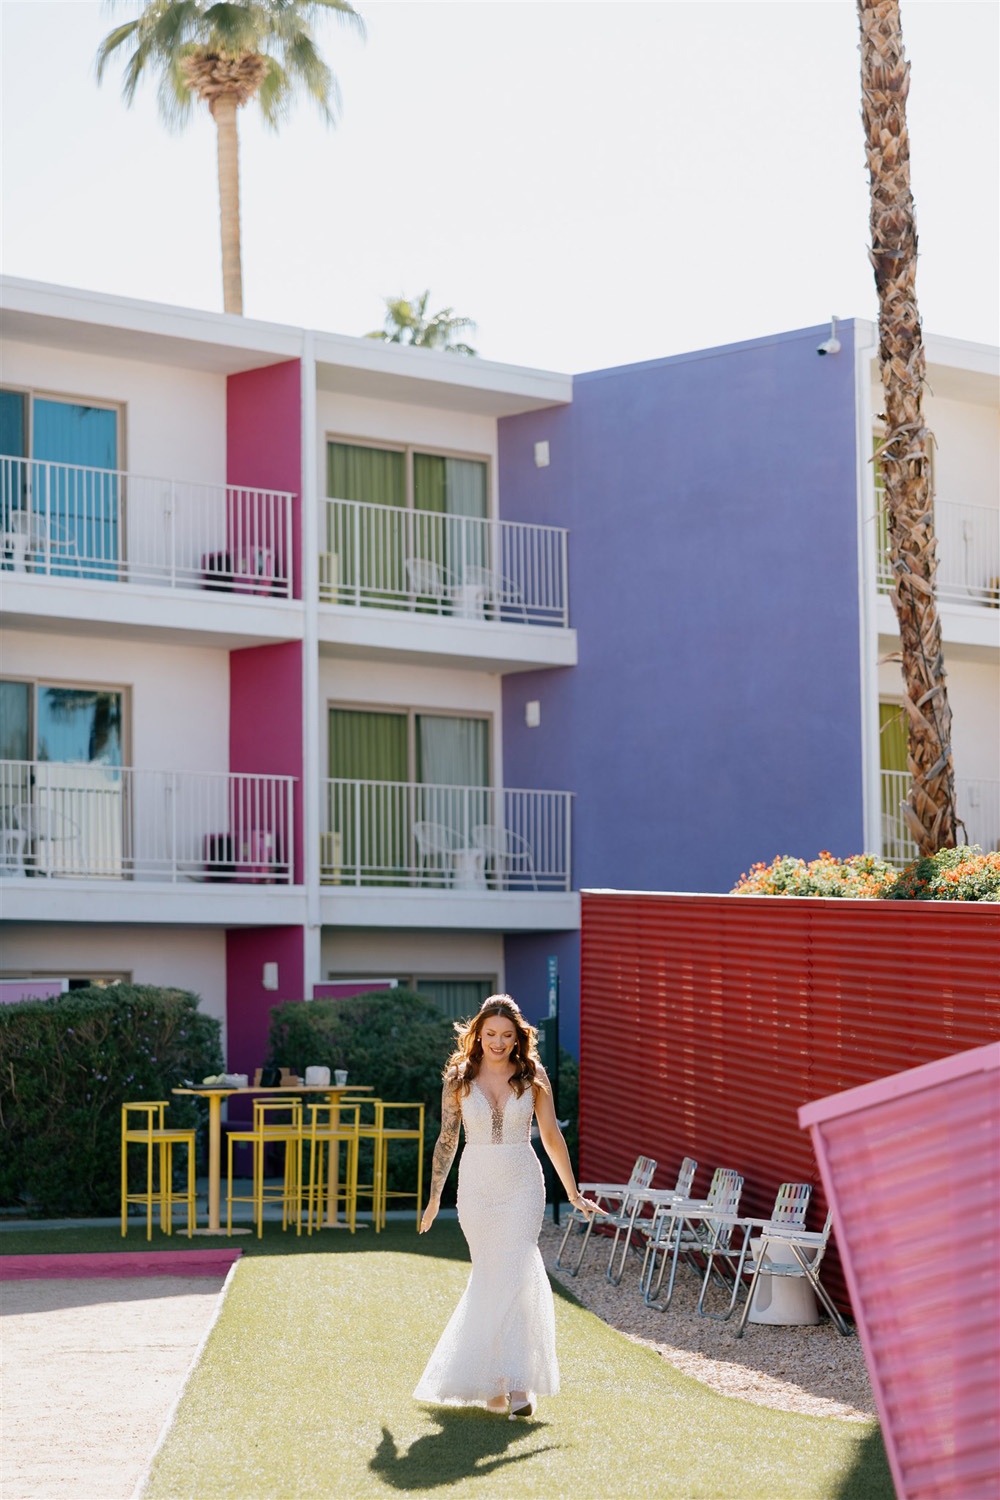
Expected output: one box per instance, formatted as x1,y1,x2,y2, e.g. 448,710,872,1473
602,1154,698,1284
405,558,456,613
13,802,82,877
695,1181,812,1321
472,824,537,890
731,1211,851,1338
640,1166,744,1310
0,826,27,874
463,565,527,621
413,821,457,884
555,1154,657,1278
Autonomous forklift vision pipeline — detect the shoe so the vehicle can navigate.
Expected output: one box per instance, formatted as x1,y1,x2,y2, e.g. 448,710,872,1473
508,1393,535,1419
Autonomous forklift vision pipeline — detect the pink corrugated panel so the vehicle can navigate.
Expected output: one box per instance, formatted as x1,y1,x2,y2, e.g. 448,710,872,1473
800,1042,1000,1500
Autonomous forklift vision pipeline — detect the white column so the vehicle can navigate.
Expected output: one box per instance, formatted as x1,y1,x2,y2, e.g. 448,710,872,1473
300,328,323,995
853,319,884,857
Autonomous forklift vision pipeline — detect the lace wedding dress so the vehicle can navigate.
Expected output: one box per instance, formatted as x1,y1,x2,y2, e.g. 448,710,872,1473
413,1079,560,1405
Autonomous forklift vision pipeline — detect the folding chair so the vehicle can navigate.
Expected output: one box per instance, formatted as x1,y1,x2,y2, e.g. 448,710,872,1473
640,1167,743,1309
601,1155,698,1285
554,1155,656,1278
733,1212,851,1338
696,1181,812,1321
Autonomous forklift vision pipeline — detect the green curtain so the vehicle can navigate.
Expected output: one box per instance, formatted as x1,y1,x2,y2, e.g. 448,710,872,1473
329,709,407,780
326,443,406,606
413,455,488,591
878,702,908,774
416,979,492,1022
328,709,407,883
327,443,405,507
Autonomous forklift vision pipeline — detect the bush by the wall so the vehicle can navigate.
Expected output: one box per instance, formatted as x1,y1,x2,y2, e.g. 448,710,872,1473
0,985,222,1216
732,846,999,901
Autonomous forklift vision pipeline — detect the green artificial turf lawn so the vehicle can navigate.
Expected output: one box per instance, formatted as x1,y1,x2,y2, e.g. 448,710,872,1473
121,1225,894,1500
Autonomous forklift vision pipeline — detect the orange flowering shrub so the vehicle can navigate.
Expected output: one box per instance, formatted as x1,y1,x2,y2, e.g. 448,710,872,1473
732,846,999,902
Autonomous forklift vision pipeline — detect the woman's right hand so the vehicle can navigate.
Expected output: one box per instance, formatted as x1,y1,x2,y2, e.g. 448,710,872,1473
419,1199,440,1234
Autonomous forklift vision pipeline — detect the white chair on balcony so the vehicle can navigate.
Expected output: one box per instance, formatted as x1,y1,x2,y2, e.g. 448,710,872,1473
0,826,27,874
405,558,457,614
472,824,537,890
463,565,527,622
12,802,82,877
413,821,457,885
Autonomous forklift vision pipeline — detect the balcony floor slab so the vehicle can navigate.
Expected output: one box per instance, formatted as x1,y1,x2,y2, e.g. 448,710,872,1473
318,605,577,673
876,594,999,655
0,880,307,926
319,887,580,931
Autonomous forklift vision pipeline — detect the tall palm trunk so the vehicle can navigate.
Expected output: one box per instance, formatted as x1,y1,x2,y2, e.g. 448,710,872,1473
857,0,959,855
211,94,243,316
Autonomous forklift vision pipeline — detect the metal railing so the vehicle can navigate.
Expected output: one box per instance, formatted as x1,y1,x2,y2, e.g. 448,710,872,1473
0,761,296,882
1,455,295,597
875,492,1000,608
320,497,569,626
321,778,573,890
880,770,1000,866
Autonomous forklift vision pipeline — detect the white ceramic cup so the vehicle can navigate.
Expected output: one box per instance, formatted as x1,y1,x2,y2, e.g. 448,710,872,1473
334,1069,348,1087
305,1065,331,1087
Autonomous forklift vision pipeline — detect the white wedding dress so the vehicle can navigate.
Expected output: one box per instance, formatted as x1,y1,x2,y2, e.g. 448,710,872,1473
413,1079,560,1405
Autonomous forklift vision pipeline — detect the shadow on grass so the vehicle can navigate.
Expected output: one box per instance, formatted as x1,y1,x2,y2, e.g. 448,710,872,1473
833,1423,895,1500
370,1409,556,1491
0,1221,471,1263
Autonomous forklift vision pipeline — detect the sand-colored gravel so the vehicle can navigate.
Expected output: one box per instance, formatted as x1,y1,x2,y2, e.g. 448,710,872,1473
0,1276,226,1500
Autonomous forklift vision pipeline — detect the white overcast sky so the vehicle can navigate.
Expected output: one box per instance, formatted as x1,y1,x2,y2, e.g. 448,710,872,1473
2,0,998,372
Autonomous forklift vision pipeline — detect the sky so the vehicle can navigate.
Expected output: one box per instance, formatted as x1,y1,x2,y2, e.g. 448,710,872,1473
1,0,998,373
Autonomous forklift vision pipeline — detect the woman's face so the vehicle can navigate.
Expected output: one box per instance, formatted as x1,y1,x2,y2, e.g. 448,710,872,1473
479,1015,517,1064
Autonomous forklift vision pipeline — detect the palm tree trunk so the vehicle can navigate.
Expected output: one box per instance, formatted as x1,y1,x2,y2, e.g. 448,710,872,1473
211,94,243,316
857,0,958,855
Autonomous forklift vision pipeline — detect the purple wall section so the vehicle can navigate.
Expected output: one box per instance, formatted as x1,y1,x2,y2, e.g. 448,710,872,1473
504,932,581,1057
227,360,302,598
500,323,864,905
225,927,305,1075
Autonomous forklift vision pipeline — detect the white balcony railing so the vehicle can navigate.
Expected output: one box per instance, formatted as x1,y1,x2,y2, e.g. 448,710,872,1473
321,497,569,626
1,455,295,597
321,779,573,890
875,493,1000,608
881,770,1000,866
0,761,296,883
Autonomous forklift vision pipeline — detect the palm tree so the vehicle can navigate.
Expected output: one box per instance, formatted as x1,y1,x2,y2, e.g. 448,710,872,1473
366,292,477,355
96,1,364,315
857,0,959,855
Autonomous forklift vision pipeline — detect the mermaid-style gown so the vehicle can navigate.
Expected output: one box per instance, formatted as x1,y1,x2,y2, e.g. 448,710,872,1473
413,1079,560,1405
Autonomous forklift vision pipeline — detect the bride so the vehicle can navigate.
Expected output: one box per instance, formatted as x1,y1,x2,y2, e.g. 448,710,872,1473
415,994,604,1418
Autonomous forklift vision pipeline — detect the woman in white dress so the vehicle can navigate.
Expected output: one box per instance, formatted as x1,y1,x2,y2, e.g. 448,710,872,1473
415,994,604,1418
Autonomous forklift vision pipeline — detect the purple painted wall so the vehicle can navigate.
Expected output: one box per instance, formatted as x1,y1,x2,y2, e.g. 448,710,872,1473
500,323,864,911
227,360,302,598
503,931,581,1057
225,927,305,1074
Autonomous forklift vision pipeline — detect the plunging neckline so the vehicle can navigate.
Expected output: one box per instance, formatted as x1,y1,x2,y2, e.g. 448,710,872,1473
473,1076,514,1115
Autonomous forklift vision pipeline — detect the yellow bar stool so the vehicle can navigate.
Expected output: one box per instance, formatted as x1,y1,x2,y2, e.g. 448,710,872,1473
227,1097,303,1238
120,1101,197,1241
342,1097,388,1231
302,1100,361,1234
376,1102,426,1230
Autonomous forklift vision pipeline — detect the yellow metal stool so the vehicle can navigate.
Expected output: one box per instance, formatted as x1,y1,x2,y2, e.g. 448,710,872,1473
302,1100,361,1234
120,1102,197,1240
376,1102,425,1230
227,1097,302,1238
342,1096,385,1231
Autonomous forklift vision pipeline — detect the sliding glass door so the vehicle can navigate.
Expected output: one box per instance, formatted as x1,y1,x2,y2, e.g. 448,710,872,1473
326,442,405,605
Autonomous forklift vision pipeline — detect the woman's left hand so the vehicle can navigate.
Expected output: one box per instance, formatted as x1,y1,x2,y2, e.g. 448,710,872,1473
571,1195,608,1217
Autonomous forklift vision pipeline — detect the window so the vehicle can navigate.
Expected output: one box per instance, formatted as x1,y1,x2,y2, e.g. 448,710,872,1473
413,978,494,1022
1,388,121,579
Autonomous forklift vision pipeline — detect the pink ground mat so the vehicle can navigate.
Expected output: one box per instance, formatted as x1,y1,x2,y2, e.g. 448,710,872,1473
0,1248,242,1281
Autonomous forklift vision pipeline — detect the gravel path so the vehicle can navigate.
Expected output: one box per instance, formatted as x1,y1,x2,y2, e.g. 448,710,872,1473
539,1221,876,1422
0,1276,225,1500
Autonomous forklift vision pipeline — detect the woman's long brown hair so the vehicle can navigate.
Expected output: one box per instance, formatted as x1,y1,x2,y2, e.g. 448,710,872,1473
444,994,544,1098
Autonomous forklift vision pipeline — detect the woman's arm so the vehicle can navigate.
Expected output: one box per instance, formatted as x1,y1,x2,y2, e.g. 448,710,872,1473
533,1064,606,1216
419,1081,462,1233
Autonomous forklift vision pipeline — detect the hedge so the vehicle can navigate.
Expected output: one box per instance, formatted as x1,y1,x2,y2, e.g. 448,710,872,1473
732,846,1000,901
0,985,222,1216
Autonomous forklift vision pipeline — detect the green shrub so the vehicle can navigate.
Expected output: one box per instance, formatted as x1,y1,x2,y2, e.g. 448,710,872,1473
0,985,222,1216
268,989,456,1205
732,846,999,901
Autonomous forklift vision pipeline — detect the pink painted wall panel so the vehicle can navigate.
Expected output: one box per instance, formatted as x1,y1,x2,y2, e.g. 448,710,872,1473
801,1043,1000,1500
579,891,1000,1310
226,360,302,597
229,640,303,883
225,927,304,1076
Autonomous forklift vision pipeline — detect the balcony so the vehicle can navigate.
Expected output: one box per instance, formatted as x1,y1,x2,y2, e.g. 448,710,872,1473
880,770,1000,866
319,778,577,930
876,494,1000,609
1,455,295,598
0,761,296,885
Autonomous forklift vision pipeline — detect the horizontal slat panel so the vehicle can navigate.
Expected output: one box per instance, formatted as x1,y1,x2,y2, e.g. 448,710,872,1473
580,892,1000,1311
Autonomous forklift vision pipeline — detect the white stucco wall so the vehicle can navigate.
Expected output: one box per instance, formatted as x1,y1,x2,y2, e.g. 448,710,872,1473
320,928,503,987
924,395,999,512
0,923,227,1044
3,628,229,772
1,338,226,485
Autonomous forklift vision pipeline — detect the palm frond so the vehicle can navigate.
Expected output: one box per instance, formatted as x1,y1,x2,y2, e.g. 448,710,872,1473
256,55,290,127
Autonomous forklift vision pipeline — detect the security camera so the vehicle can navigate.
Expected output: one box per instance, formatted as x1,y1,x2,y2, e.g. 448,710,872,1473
816,316,841,356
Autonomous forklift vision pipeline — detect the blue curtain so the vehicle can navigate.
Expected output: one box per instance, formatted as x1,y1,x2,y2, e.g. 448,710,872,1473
32,400,118,579
1,390,27,537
